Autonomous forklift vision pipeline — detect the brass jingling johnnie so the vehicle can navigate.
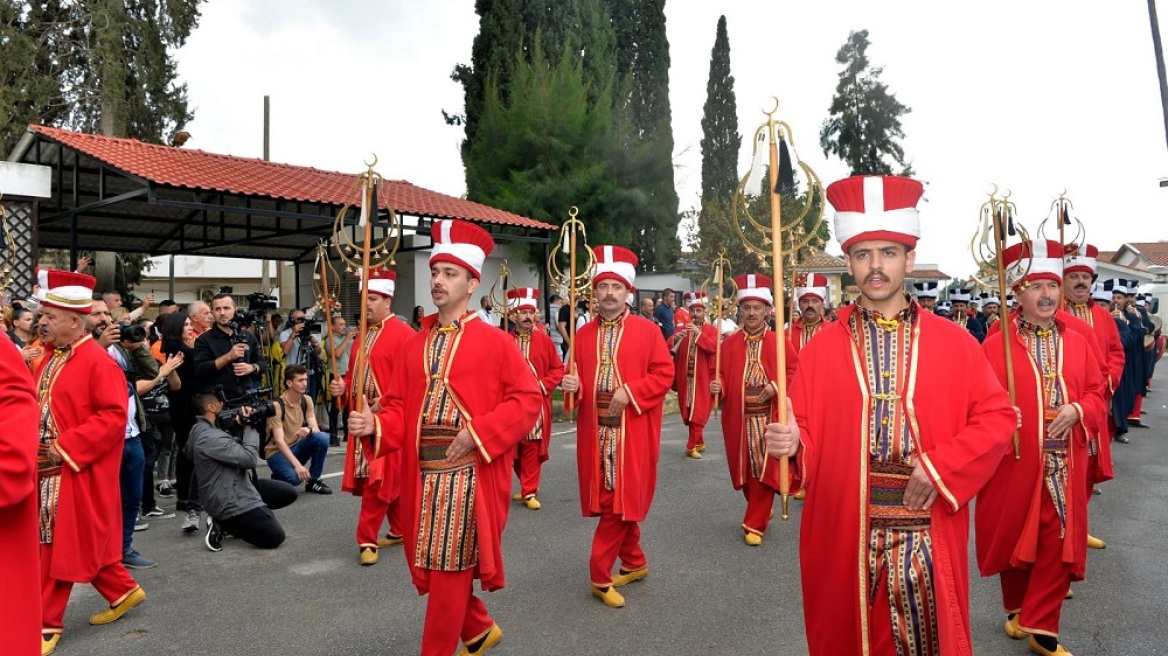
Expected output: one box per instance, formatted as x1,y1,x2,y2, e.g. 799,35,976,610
314,240,344,410
547,206,596,417
487,258,514,333
701,250,737,416
969,185,1030,459
1038,189,1085,258
731,97,826,520
331,155,401,415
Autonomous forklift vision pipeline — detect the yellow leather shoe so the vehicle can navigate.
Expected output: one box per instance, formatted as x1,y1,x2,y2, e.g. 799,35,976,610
89,586,146,625
591,585,625,608
456,623,503,655
695,444,707,453
1028,635,1074,655
360,547,379,566
1004,615,1027,639
686,448,702,459
612,566,648,587
512,492,523,501
793,489,807,500
1065,587,1074,599
41,634,60,656
523,496,542,510
377,534,404,548
744,532,763,546
1086,534,1106,549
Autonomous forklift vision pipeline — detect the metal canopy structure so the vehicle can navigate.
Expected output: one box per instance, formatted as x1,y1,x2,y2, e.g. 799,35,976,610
7,125,555,264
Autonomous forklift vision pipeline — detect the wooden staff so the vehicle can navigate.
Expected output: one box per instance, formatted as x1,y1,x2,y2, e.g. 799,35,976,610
712,256,726,413
351,176,377,414
765,114,793,520
992,198,1021,460
317,242,343,410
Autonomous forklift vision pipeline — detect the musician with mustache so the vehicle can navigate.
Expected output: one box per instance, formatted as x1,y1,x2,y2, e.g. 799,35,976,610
977,240,1107,656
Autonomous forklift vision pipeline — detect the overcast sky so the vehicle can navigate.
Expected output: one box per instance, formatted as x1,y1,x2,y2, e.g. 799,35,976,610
175,0,1168,276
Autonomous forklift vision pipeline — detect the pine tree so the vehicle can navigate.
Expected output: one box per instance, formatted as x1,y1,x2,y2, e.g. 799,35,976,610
818,29,913,176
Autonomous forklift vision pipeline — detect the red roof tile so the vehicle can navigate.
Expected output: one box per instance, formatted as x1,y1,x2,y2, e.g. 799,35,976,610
908,268,951,280
1123,242,1168,267
800,251,847,269
29,125,554,231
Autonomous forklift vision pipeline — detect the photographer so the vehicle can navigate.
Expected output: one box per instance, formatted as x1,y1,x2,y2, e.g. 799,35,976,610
193,293,265,400
266,365,333,494
278,308,322,371
187,389,296,552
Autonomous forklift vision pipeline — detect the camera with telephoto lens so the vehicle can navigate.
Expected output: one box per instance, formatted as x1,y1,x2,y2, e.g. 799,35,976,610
216,387,276,430
295,316,322,338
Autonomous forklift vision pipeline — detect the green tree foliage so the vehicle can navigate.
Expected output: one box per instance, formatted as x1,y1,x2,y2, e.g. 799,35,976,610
818,29,913,176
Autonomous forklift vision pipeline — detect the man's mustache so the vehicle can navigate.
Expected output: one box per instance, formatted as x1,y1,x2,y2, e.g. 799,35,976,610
1037,299,1057,308
865,273,888,284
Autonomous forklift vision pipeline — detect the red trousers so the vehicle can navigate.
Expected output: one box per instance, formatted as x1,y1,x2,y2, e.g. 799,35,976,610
999,488,1073,638
356,478,399,548
741,476,775,536
685,421,706,450
40,543,137,632
589,489,647,587
421,568,493,656
513,440,543,498
1129,393,1145,421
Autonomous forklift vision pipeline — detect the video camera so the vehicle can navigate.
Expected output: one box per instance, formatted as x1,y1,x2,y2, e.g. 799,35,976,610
232,292,279,332
215,386,277,431
92,321,148,344
293,315,323,338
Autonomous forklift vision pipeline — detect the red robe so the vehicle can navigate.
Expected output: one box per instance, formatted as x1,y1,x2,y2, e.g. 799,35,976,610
572,311,674,522
0,342,41,654
718,329,798,490
990,309,1111,483
514,327,565,460
785,318,829,354
36,335,130,582
977,314,1107,581
1067,301,1125,485
672,322,717,427
790,307,1015,656
340,314,415,495
373,313,541,593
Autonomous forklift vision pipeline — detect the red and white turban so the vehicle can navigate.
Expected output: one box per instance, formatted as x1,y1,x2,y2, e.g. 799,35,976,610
362,266,396,298
735,273,773,306
794,273,829,302
506,287,539,312
1063,243,1098,276
37,267,96,314
429,219,495,280
828,175,925,252
1001,239,1064,287
591,245,638,289
683,291,708,308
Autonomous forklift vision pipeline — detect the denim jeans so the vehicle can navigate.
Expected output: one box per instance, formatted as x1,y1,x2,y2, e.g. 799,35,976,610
266,432,330,485
120,435,145,551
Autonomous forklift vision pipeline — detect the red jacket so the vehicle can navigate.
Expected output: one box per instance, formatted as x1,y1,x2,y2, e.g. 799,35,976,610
374,313,541,593
717,329,797,490
512,328,565,461
672,322,717,427
977,314,1107,581
571,310,674,522
1,341,41,654
35,335,130,582
790,306,1015,656
340,314,415,496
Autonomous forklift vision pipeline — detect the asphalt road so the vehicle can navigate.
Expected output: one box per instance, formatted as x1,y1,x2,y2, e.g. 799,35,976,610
58,386,1168,656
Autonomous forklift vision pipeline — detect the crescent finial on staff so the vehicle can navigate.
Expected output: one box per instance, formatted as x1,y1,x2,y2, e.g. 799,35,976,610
762,96,780,118
364,153,378,169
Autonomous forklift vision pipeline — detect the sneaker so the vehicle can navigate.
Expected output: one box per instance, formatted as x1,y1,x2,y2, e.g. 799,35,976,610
305,478,333,495
156,482,175,498
142,506,175,519
205,518,224,552
133,517,149,532
181,509,200,533
122,548,157,569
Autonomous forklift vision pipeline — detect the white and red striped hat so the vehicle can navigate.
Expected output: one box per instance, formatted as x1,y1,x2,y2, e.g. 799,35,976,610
1063,243,1099,276
506,287,539,312
794,273,829,302
827,175,925,253
1002,239,1064,287
683,291,708,308
591,245,638,289
429,219,495,280
362,266,396,298
735,273,773,306
36,267,96,314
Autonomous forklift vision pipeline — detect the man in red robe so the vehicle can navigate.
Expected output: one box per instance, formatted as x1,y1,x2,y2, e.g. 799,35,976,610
506,287,565,510
787,273,831,353
765,175,1016,656
710,274,797,546
33,269,145,655
672,291,717,459
561,245,674,609
329,266,415,566
1,329,41,655
978,240,1107,656
1062,244,1125,551
350,220,541,656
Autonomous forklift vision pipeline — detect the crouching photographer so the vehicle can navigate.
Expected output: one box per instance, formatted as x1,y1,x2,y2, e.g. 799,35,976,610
187,388,297,552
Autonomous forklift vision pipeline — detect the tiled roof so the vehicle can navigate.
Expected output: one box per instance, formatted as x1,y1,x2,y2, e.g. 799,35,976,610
800,251,847,270
28,125,554,231
1123,242,1168,267
908,268,951,281
1097,250,1117,263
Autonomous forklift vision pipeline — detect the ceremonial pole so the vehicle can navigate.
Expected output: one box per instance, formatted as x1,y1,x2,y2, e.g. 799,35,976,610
548,207,595,418
732,97,825,520
315,241,343,410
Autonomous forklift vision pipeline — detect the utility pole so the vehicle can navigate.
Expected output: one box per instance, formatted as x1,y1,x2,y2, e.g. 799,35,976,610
1149,0,1168,153
261,95,272,294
